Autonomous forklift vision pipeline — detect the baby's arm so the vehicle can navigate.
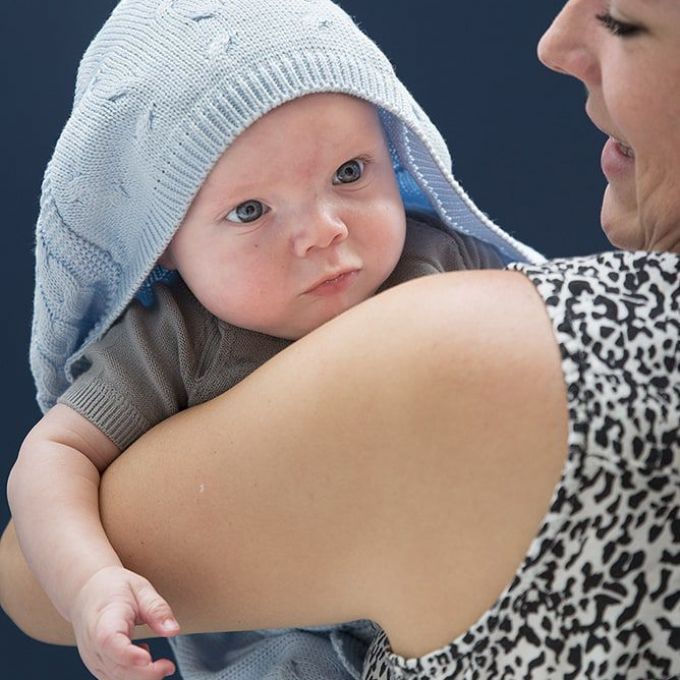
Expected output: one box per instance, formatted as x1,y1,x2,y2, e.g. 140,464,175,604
7,404,179,680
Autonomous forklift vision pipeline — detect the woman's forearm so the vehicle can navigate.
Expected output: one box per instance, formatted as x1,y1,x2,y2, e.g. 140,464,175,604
1,277,413,643
0,272,567,658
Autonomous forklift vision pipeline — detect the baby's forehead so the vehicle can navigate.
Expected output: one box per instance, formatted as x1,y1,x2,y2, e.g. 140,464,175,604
194,94,387,200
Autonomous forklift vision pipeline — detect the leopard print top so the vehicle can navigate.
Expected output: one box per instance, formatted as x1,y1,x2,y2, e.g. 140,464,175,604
362,251,680,680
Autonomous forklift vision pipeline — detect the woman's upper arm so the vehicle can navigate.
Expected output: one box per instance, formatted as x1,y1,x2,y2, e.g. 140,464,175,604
95,269,568,656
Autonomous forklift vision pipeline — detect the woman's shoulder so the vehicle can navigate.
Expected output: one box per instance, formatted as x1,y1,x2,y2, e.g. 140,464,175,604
506,248,679,472
507,249,679,376
509,249,680,303
360,254,680,680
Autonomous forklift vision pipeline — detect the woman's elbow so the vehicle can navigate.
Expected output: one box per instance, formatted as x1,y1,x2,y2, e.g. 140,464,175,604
0,520,75,645
0,521,42,639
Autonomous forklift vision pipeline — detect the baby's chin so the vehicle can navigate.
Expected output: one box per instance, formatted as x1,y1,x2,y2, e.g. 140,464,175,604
272,311,346,341
221,275,387,339
229,313,333,341
262,303,364,341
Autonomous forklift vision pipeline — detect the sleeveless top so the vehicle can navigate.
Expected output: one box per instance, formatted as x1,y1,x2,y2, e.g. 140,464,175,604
362,251,680,680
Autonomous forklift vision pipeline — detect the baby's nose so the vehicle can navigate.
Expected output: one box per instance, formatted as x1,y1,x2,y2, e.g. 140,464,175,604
291,212,349,256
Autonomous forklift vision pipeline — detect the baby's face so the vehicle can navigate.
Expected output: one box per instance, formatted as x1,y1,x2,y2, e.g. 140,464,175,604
161,93,406,339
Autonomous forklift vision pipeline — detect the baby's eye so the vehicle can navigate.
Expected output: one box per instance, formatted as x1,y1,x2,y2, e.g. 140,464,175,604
226,200,268,224
333,159,365,185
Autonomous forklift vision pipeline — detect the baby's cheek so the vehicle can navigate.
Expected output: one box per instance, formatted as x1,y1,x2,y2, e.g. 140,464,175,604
219,280,282,328
378,211,407,259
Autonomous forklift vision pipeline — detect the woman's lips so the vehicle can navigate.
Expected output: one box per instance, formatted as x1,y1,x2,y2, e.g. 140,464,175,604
601,137,635,180
305,270,359,296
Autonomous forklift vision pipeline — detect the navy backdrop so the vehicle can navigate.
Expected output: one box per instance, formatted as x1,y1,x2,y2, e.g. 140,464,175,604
1,1,608,677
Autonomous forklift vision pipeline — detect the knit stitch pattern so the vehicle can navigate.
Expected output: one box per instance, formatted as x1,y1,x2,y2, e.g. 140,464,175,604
31,0,542,413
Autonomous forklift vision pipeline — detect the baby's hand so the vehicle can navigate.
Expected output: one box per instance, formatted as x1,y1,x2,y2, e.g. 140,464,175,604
70,565,180,680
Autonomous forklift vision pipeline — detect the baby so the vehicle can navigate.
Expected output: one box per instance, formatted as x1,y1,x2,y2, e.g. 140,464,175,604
7,1,540,680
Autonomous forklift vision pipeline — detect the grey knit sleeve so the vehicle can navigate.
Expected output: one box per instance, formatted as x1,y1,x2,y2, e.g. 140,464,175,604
57,282,208,450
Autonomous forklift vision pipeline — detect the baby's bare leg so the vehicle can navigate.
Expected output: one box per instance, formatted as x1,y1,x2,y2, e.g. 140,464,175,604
1,272,567,659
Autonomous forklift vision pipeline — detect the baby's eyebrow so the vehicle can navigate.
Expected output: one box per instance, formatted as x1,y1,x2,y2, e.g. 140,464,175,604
200,184,239,217
204,176,258,204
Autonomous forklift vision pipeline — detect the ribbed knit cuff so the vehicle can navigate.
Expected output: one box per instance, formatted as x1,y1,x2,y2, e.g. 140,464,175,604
58,377,150,450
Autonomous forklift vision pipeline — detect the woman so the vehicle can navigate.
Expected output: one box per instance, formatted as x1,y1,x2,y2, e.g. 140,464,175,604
2,1,679,678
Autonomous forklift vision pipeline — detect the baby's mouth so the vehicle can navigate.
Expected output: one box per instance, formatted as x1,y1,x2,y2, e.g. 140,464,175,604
304,268,360,295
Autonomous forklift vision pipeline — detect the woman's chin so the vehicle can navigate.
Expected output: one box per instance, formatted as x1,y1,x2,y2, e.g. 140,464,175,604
600,185,641,250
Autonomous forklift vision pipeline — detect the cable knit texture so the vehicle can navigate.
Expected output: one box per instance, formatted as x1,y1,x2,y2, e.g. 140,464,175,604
31,0,542,413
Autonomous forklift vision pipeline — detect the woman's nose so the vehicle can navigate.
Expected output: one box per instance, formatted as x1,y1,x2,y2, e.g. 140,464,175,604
290,210,349,257
537,1,600,86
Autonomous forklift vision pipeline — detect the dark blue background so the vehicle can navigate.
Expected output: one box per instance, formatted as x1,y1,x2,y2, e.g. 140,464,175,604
1,1,607,677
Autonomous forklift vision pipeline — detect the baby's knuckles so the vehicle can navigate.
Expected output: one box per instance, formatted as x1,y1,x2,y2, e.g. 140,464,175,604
70,568,142,678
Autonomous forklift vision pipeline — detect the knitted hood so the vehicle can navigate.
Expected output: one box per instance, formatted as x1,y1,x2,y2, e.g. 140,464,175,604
31,0,543,412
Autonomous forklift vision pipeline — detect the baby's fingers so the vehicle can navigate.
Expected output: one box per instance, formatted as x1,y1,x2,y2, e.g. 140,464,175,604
96,655,175,680
133,581,181,638
98,630,175,679
98,627,150,668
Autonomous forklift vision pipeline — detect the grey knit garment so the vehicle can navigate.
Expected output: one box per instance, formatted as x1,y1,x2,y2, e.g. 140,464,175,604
30,0,542,414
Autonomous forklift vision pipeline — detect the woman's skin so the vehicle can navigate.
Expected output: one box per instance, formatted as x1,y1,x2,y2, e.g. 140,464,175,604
538,0,680,253
3,0,680,665
0,270,568,659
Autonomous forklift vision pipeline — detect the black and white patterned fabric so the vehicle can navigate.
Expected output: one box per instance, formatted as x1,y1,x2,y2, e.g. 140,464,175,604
363,251,680,680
